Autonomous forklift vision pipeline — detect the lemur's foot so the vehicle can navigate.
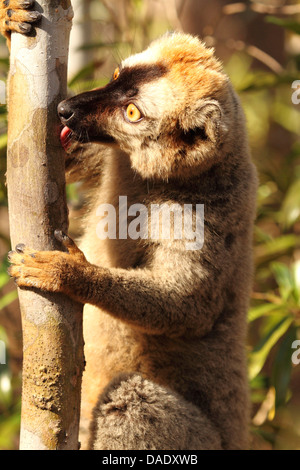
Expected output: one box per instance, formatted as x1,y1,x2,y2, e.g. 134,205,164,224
0,0,41,45
8,230,87,294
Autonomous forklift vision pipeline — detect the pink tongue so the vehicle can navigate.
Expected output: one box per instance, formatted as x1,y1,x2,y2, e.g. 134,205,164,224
60,126,72,150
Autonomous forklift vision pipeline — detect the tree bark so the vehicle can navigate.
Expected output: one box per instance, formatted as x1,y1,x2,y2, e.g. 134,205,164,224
6,0,84,450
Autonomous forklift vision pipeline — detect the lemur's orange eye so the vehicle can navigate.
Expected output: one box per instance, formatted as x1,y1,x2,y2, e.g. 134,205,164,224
126,104,142,122
113,67,120,80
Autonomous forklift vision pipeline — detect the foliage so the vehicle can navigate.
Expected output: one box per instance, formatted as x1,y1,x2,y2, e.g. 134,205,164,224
0,0,300,450
227,15,300,448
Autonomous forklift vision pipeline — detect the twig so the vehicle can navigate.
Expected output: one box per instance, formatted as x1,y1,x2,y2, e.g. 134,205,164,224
252,387,276,427
227,39,284,74
246,45,284,74
223,3,247,15
251,2,300,15
251,292,283,305
223,2,300,16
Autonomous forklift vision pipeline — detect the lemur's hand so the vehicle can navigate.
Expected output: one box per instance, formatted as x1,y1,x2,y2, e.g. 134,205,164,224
0,0,41,47
8,231,88,296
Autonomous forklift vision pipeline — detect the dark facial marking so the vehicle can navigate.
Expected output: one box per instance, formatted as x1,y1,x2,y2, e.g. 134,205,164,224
117,63,168,90
225,233,235,250
58,63,168,142
180,127,207,146
76,63,168,108
7,8,12,17
3,0,9,7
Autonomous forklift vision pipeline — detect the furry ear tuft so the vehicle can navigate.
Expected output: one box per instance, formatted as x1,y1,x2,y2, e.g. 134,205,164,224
179,100,229,147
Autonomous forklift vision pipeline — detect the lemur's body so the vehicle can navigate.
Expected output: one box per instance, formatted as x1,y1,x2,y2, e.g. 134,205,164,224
4,2,257,450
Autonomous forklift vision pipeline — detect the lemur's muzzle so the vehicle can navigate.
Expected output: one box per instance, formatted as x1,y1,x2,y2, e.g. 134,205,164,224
58,100,76,151
58,90,116,150
58,100,76,125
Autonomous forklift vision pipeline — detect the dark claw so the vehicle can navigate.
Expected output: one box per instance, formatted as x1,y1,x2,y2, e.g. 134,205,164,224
54,230,71,244
29,11,42,21
7,250,13,260
15,244,25,253
54,229,65,242
21,0,35,8
19,23,32,33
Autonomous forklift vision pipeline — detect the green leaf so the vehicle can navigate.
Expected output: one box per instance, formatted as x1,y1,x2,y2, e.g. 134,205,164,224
0,405,21,450
238,72,300,92
271,326,297,408
0,290,18,310
280,179,300,229
248,316,294,380
0,57,9,67
0,257,10,290
266,16,300,35
255,235,300,266
0,133,7,150
248,303,284,323
254,225,273,243
250,373,269,390
271,262,294,301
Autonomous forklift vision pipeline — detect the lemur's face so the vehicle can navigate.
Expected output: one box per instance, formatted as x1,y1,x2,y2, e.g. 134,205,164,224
58,33,234,180
58,62,168,147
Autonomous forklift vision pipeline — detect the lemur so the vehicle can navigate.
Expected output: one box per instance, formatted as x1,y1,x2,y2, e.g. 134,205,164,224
3,1,257,450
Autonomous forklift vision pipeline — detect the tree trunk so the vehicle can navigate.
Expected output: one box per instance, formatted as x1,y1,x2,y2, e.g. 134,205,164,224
6,0,85,450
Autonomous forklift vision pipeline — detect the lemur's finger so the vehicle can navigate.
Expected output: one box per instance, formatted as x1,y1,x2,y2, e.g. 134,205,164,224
8,0,35,10
4,20,30,34
1,0,41,41
54,230,85,258
15,243,26,253
5,9,41,25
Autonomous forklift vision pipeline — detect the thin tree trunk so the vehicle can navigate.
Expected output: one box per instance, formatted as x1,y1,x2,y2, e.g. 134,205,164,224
6,0,84,450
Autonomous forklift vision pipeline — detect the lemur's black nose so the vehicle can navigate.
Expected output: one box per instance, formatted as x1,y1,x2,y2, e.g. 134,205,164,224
57,101,75,123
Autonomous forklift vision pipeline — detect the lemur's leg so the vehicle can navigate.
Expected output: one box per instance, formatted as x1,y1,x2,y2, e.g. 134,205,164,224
88,373,222,450
0,0,41,47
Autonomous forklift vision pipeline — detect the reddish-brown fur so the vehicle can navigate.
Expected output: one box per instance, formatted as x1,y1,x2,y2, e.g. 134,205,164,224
0,0,41,46
5,2,257,450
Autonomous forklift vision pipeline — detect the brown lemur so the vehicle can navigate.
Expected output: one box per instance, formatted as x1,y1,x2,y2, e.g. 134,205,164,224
4,1,258,450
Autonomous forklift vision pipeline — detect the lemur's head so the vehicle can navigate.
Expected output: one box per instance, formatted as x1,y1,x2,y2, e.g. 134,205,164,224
58,32,244,180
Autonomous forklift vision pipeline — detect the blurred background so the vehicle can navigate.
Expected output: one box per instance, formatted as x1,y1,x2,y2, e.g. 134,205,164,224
0,0,300,450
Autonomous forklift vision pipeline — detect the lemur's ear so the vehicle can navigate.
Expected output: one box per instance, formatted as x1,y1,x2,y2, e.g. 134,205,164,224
178,100,229,147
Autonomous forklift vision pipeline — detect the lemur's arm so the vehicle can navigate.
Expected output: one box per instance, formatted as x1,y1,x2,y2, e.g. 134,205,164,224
8,231,223,338
0,0,41,48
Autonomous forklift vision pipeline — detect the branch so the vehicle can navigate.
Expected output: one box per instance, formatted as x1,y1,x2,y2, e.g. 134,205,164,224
226,39,284,74
223,2,300,16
